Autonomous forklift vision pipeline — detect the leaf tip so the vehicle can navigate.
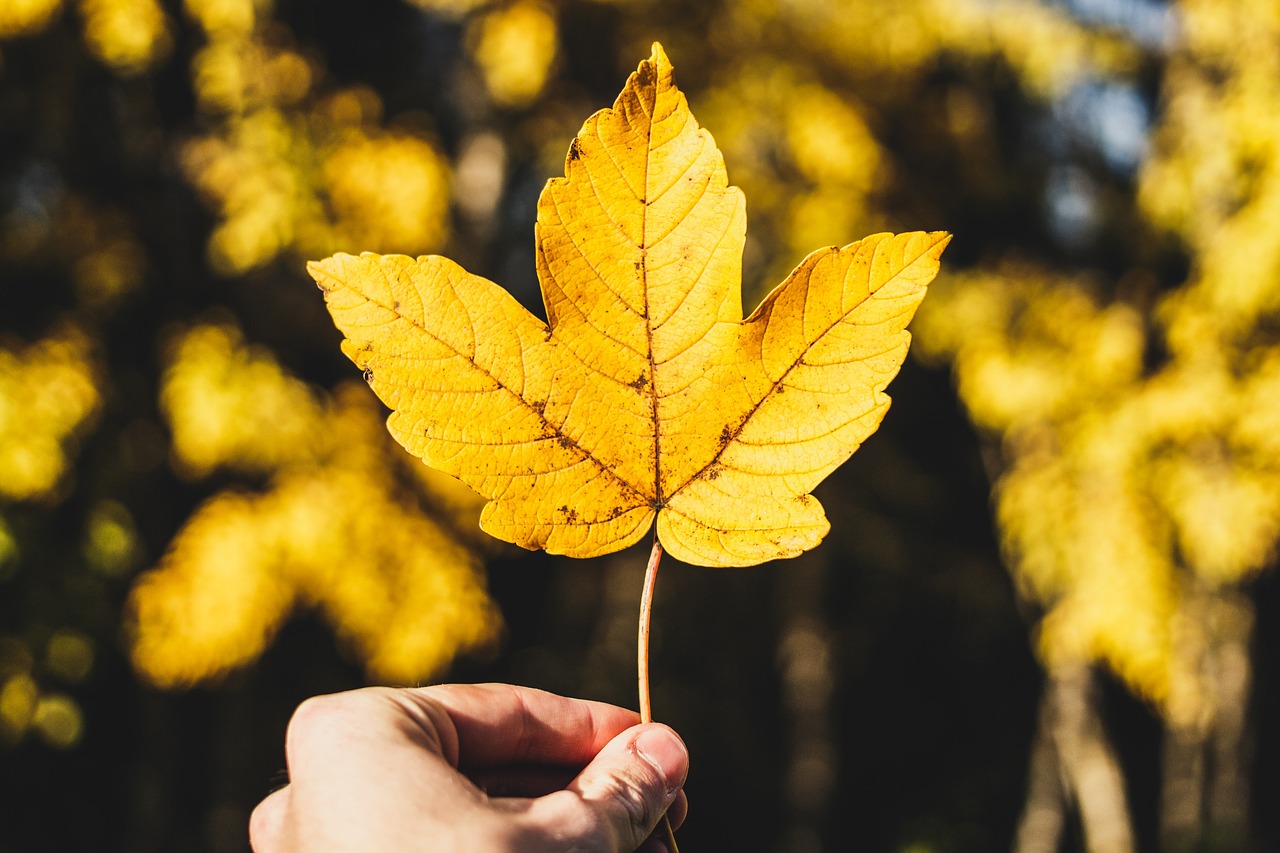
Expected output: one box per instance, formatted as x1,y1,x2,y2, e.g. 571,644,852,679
929,231,954,262
305,257,332,289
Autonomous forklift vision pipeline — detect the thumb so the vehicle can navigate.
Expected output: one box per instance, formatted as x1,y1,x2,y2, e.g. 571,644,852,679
527,723,688,852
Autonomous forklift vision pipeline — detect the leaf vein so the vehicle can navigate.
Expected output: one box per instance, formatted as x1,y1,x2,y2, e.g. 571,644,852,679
343,273,650,504
666,234,943,499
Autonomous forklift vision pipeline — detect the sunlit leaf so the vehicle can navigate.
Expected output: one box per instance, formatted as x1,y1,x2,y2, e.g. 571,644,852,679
311,44,948,567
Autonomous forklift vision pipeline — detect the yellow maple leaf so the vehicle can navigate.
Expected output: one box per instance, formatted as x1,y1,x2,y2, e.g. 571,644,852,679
309,43,949,568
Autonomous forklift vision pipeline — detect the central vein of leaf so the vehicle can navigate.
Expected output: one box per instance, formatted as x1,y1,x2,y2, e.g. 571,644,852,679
642,88,663,510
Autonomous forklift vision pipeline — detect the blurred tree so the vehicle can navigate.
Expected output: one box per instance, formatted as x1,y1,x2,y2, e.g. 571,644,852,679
915,1,1280,850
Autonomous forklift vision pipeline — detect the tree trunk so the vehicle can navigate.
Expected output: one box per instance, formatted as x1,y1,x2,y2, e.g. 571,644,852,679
777,554,834,853
1161,588,1255,853
1014,664,1136,853
1013,690,1068,853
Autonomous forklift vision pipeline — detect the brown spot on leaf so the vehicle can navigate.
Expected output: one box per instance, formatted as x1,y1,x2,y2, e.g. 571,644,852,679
558,505,580,523
628,373,649,391
705,465,721,481
568,138,583,161
719,425,734,445
362,366,374,382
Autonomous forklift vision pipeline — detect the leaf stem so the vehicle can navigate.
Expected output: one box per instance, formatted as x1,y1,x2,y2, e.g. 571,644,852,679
638,536,662,724
638,535,680,852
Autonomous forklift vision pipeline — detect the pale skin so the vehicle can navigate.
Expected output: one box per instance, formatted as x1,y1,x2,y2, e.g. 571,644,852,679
249,683,689,853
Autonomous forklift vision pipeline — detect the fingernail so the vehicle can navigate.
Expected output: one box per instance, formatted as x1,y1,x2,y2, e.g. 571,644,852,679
634,726,688,793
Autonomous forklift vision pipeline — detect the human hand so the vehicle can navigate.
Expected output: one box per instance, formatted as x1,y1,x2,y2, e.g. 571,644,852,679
249,683,689,853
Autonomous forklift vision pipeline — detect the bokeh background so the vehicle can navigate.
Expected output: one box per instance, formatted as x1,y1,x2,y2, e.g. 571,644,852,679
3,0,1279,850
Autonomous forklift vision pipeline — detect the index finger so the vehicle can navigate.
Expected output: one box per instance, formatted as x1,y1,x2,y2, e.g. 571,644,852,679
404,683,642,770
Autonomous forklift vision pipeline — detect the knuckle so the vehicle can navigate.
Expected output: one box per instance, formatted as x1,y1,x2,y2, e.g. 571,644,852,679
284,688,390,750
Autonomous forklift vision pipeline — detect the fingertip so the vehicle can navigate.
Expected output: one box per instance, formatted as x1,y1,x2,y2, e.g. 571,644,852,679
633,724,689,794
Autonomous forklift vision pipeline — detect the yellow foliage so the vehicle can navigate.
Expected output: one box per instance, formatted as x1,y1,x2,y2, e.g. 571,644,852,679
184,106,452,272
918,269,1182,707
1234,351,1280,458
181,109,311,274
1139,0,1280,350
694,4,1162,402
161,323,321,477
680,0,1131,99
928,0,1137,99
1151,446,1280,586
130,491,303,685
135,326,499,685
998,429,1179,703
687,0,1125,296
323,132,452,254
470,0,558,107
311,44,948,567
0,326,100,502
783,86,880,190
183,0,263,37
180,16,453,274
79,0,172,75
914,270,1146,433
916,239,1280,724
0,0,62,38
193,38,313,114
1178,0,1280,69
